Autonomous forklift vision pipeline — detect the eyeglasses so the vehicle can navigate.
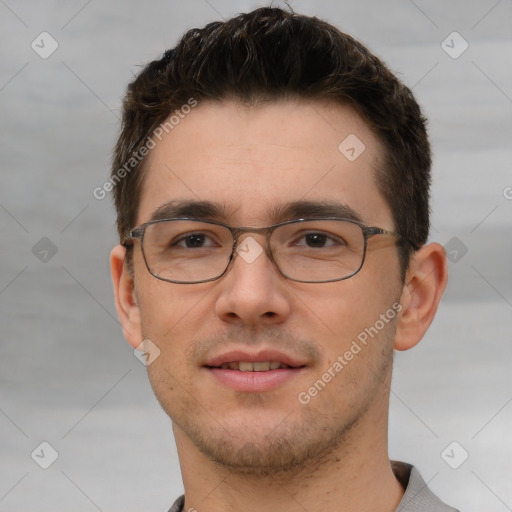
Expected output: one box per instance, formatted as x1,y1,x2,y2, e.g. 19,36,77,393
123,217,414,284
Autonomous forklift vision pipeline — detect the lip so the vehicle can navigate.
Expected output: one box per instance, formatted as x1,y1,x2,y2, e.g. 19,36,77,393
206,367,305,392
202,348,308,393
204,349,308,369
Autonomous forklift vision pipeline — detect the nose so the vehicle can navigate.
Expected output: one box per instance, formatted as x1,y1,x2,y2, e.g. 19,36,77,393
214,235,292,326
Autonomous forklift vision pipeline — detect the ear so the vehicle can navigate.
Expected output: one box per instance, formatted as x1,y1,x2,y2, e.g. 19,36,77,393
110,244,142,349
394,242,448,351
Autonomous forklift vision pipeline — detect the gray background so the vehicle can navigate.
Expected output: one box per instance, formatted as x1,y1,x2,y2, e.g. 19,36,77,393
1,1,511,511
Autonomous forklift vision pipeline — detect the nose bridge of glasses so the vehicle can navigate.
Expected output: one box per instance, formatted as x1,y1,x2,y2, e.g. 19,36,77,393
231,225,272,254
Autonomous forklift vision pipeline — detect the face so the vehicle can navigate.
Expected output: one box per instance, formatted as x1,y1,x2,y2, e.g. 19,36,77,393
126,99,405,474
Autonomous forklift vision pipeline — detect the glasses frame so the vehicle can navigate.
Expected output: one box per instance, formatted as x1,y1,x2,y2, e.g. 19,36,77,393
123,217,416,284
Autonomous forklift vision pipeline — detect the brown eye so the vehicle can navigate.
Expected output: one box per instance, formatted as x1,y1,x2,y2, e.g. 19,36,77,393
172,232,218,248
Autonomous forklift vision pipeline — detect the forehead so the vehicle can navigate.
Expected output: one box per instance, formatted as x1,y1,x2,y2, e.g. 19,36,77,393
137,99,392,228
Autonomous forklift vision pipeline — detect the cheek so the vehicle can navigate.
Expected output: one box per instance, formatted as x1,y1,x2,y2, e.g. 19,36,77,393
139,284,203,408
293,268,401,368
297,277,396,337
134,247,185,334
136,275,215,355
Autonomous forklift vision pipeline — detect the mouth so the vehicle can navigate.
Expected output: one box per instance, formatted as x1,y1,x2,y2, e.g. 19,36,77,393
208,361,300,371
203,350,308,392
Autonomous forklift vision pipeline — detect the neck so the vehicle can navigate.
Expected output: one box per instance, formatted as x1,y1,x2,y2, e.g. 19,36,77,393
173,404,404,512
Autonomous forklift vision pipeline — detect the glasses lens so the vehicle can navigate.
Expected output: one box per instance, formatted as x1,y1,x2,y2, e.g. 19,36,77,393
271,220,365,282
142,220,233,283
140,219,365,284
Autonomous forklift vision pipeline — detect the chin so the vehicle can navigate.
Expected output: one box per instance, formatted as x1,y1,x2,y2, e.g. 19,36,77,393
175,404,364,477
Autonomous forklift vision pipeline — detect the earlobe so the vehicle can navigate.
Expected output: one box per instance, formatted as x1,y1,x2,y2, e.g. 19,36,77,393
394,242,448,351
110,245,142,348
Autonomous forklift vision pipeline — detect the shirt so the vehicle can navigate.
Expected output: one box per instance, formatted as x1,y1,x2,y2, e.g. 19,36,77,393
167,462,460,512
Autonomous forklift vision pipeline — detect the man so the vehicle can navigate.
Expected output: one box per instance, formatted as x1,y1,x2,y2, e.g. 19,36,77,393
110,7,458,512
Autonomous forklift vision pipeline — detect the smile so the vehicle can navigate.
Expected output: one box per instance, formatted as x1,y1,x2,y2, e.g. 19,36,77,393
211,361,297,371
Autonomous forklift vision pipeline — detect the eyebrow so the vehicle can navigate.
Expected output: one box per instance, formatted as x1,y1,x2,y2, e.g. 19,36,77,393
149,200,236,222
148,199,363,225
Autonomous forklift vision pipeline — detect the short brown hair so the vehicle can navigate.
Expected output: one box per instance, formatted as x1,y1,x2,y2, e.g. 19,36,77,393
111,7,431,273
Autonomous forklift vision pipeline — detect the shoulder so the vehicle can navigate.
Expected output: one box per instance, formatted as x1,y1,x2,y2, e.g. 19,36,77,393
167,494,185,512
393,461,461,512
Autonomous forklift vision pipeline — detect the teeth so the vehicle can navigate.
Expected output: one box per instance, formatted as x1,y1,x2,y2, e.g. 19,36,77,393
253,361,270,372
218,361,287,371
238,361,254,372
